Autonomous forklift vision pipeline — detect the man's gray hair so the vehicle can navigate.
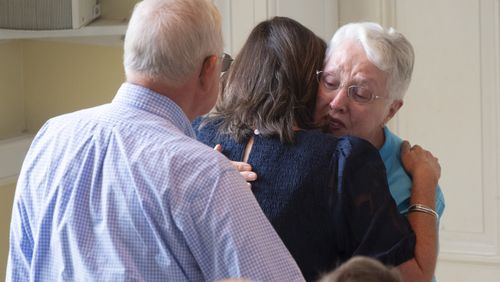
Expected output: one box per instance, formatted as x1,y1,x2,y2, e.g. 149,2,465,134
326,22,414,100
124,0,223,86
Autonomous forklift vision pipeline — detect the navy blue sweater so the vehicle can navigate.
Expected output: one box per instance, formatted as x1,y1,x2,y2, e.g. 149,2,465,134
193,118,415,281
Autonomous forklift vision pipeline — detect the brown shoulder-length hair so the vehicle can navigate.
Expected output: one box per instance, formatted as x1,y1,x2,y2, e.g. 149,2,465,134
205,16,326,144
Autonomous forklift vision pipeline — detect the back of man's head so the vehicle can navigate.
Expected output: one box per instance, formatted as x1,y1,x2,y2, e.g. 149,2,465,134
319,256,402,282
124,0,223,86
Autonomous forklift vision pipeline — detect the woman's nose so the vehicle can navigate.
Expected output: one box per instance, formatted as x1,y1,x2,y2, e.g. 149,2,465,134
329,87,349,113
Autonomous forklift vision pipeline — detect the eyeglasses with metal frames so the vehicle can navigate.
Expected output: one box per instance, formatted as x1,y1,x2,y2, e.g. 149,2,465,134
221,53,233,72
316,70,387,104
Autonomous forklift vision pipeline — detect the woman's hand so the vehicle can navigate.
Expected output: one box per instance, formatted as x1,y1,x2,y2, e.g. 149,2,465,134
400,141,441,184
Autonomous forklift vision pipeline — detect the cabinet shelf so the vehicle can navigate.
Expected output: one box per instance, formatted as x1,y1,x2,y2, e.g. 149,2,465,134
0,18,128,40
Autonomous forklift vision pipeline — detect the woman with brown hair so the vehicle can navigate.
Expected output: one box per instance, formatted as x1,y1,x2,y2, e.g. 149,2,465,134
193,17,439,281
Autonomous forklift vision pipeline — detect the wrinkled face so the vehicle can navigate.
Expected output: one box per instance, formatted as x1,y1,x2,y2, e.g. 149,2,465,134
314,40,402,148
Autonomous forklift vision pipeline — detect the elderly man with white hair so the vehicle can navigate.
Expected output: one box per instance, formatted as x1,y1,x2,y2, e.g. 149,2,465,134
6,0,305,281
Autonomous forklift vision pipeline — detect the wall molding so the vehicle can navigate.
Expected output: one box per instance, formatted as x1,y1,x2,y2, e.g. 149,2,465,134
380,0,396,28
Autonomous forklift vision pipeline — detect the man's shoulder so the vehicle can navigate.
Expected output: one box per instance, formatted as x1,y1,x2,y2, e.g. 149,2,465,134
153,134,245,203
43,104,109,129
155,132,235,174
181,137,231,165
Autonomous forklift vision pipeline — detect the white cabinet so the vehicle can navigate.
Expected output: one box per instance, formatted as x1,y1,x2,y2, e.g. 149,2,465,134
0,0,339,49
0,0,138,44
0,19,127,41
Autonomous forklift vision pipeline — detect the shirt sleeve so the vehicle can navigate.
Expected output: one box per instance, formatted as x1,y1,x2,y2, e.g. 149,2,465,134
436,184,445,217
175,159,305,282
333,136,416,266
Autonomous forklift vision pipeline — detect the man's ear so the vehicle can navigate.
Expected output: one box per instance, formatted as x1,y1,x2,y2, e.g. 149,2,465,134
199,55,218,91
384,99,403,124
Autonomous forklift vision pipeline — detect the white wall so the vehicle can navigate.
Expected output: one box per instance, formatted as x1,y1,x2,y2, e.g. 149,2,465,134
398,0,500,280
214,0,338,54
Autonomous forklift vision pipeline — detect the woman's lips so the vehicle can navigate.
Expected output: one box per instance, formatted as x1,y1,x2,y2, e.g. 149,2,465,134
329,118,346,131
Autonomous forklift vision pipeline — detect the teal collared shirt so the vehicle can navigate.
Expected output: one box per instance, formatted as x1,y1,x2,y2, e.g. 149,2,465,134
379,126,445,217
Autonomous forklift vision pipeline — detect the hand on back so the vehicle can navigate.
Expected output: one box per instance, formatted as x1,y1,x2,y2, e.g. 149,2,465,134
214,144,257,183
400,140,441,184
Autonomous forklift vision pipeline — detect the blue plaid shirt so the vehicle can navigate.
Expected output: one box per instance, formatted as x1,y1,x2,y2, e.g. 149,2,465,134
7,83,304,282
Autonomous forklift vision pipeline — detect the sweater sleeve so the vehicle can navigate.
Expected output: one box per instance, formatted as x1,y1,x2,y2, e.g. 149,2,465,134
332,136,416,266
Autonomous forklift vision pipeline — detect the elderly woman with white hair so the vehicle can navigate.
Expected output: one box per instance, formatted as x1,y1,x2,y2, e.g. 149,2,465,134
314,22,445,282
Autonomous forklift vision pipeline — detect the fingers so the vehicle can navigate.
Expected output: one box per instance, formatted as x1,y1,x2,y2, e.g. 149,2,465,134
401,140,441,181
234,161,252,172
214,143,258,185
401,141,425,155
213,144,222,152
240,171,257,182
401,140,411,154
230,161,257,182
235,162,258,180
411,144,423,152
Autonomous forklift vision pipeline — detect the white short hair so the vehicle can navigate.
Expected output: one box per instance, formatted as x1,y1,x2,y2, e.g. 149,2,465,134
326,22,414,100
124,0,223,86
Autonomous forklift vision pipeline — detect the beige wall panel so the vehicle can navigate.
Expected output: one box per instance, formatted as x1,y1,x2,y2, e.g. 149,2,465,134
339,0,382,25
100,0,139,21
214,0,263,55
0,41,25,139
23,41,124,133
393,0,500,278
396,0,483,233
272,0,338,41
340,0,500,278
436,260,500,282
0,182,16,282
214,0,233,53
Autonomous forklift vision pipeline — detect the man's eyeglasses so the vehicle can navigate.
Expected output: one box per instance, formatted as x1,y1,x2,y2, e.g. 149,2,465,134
316,70,387,104
221,53,233,72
